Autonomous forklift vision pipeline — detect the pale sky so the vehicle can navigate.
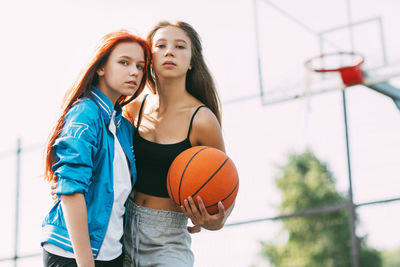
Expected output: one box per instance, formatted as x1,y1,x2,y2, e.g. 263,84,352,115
1,0,399,266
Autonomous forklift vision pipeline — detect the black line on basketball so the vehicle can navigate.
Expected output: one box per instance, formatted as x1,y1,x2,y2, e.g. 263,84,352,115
167,171,175,204
178,147,209,206
206,179,239,209
191,156,229,199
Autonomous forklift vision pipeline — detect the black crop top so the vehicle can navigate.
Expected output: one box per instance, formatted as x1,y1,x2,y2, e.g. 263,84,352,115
133,95,206,197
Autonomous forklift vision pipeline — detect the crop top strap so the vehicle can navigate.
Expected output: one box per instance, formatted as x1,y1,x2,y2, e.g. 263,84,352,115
136,94,149,129
187,105,207,138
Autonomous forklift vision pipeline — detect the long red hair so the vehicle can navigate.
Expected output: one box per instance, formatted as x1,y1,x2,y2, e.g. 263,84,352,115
44,31,151,182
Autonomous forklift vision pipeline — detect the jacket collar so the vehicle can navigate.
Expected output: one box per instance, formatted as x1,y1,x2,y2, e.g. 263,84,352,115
90,86,123,128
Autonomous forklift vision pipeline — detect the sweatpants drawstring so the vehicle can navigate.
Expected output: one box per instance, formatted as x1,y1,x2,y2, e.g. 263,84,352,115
131,212,140,267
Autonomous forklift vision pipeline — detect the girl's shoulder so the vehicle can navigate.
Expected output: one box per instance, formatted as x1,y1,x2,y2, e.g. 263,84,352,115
183,93,219,131
189,105,225,151
123,93,153,125
65,97,101,124
123,95,143,125
191,105,219,129
70,97,99,111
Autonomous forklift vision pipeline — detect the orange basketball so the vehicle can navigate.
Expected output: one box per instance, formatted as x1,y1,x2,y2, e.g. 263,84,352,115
167,146,239,215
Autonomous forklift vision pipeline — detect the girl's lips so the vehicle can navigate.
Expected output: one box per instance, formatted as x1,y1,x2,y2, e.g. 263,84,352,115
163,61,176,66
126,81,137,87
162,63,176,68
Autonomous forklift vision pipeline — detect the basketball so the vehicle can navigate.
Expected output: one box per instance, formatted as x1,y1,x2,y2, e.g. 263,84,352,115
167,146,239,215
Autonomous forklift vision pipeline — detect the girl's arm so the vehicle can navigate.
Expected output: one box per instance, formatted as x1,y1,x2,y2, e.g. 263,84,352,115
61,193,95,267
182,107,234,231
51,102,100,265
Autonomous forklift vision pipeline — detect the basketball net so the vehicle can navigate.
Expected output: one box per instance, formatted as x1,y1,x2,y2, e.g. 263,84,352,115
302,68,314,147
303,67,314,111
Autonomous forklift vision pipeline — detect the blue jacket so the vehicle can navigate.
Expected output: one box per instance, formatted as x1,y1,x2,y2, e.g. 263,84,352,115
41,86,136,258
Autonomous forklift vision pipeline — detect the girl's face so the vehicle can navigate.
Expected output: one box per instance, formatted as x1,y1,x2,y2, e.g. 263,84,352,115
151,26,192,79
96,42,145,104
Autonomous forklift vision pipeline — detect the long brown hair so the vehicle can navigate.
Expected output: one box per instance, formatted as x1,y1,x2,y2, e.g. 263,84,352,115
146,21,222,124
44,31,151,182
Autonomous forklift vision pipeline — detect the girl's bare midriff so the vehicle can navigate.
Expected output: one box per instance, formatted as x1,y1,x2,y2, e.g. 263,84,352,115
134,191,181,212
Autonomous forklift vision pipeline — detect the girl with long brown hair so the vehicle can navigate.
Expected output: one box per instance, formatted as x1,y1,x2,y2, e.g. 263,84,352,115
41,31,151,267
123,21,234,267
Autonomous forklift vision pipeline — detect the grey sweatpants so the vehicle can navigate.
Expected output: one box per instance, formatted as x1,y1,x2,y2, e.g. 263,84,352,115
123,198,194,267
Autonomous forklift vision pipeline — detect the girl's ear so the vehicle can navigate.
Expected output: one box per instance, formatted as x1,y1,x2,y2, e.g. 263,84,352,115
96,67,105,77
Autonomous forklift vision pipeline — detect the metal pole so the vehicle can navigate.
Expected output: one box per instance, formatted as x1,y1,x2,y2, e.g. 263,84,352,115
341,89,360,267
378,17,388,65
253,0,265,102
14,138,21,267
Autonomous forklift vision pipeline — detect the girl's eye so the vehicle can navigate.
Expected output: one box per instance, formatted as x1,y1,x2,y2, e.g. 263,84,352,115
177,45,185,49
120,61,128,66
137,64,144,70
156,44,166,48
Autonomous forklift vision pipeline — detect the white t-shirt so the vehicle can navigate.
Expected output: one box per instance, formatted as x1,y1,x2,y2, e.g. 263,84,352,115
44,111,132,260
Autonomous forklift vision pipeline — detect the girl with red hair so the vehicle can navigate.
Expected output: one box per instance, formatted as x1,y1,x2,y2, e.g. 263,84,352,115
41,30,151,267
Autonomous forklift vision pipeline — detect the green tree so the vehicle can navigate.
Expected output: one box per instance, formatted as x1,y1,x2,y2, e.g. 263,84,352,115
381,247,400,267
260,150,381,267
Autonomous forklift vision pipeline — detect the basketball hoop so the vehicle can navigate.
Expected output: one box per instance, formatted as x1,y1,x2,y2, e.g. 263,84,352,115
304,52,365,86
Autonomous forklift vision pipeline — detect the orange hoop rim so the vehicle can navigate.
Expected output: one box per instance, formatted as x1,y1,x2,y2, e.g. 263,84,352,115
304,51,364,73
